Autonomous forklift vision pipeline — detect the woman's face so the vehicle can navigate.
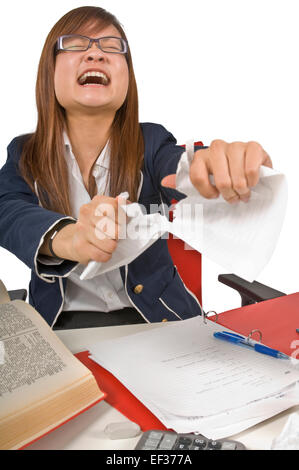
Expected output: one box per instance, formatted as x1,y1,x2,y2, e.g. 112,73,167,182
54,24,129,117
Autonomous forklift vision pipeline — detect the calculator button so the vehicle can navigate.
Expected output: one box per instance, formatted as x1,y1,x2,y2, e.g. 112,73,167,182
144,438,160,449
175,443,191,450
193,438,207,449
221,441,237,450
158,434,177,450
178,437,193,446
148,431,163,441
207,440,222,450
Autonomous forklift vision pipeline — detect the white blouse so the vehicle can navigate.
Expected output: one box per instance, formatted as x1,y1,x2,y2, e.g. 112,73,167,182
39,132,132,313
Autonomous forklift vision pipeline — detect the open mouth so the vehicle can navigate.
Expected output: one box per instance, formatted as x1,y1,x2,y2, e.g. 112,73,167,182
78,71,110,86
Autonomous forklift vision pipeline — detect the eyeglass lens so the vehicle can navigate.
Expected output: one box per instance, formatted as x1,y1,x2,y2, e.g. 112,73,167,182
61,35,125,52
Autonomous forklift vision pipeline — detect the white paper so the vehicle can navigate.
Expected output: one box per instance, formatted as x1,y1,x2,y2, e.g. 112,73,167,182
81,146,287,282
175,150,288,282
271,411,299,450
153,383,299,439
80,207,169,280
89,317,299,438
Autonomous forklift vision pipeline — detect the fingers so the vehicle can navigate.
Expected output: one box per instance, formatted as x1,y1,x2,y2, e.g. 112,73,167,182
95,216,120,240
161,174,177,189
262,151,273,169
71,220,118,265
78,220,118,255
96,195,129,228
80,195,126,240
190,155,219,199
227,142,251,202
208,140,241,203
243,141,267,188
191,140,271,203
93,195,125,228
191,142,238,202
76,195,127,264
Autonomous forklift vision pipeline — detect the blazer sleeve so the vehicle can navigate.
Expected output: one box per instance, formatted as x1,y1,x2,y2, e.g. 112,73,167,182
0,136,78,282
141,123,206,205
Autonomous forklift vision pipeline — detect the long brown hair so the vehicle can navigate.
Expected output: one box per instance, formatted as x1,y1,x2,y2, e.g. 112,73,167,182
19,6,144,215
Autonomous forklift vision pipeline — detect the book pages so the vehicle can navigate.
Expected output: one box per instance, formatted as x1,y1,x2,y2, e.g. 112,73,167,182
0,301,95,418
0,280,10,305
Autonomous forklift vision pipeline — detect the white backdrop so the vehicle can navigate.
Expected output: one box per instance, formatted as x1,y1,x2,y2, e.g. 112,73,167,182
1,0,298,314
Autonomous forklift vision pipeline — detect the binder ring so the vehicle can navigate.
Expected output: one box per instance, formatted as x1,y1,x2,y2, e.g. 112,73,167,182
247,329,263,342
203,310,218,324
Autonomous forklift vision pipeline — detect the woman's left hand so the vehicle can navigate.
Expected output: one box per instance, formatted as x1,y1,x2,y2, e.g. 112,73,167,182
162,140,272,203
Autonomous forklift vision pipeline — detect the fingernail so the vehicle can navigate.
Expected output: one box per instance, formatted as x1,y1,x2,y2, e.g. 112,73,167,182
227,196,240,204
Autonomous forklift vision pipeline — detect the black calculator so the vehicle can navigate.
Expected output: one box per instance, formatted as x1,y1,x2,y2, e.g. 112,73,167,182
135,430,246,450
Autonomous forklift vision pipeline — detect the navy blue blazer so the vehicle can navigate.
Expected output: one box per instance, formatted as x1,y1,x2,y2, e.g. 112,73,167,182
0,123,203,327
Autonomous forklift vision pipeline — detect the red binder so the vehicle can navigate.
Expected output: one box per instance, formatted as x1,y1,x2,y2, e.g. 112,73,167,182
75,351,167,431
76,293,299,428
214,292,299,357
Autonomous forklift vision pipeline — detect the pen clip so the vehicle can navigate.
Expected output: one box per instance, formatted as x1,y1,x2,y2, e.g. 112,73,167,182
221,331,259,347
222,332,244,339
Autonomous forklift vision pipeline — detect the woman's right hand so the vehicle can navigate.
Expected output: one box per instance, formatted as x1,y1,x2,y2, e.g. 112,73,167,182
51,195,127,265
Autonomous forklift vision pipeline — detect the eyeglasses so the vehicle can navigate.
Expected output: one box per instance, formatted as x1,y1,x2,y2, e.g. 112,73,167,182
56,35,128,54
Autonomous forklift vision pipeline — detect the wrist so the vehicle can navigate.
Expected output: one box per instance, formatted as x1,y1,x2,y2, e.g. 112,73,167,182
49,219,77,261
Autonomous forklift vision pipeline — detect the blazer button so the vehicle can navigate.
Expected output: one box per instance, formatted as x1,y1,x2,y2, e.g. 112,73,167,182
133,284,144,294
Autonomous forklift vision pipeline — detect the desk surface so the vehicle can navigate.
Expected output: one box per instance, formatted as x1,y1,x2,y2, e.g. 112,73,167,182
26,322,298,451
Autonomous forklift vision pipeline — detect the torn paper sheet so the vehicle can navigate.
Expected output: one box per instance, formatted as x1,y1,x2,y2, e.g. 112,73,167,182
175,149,288,281
81,145,287,282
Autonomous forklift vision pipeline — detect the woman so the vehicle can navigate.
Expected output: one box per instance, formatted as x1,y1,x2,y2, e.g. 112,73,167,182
0,6,272,329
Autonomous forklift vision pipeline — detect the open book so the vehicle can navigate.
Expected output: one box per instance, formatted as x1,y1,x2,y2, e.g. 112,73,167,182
0,280,105,450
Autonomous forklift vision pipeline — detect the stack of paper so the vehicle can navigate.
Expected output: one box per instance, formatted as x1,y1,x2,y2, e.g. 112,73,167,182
89,317,299,440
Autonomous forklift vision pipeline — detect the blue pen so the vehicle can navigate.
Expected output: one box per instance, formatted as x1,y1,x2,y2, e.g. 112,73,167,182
213,331,289,360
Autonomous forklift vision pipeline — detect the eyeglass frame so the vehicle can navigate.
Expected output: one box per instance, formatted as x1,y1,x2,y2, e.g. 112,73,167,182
56,34,128,54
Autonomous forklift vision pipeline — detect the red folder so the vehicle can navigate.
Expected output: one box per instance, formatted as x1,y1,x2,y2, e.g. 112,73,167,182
75,351,167,431
76,293,299,428
214,292,299,357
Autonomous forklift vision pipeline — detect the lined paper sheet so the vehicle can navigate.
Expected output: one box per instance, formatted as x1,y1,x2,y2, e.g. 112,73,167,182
89,317,299,438
139,383,299,439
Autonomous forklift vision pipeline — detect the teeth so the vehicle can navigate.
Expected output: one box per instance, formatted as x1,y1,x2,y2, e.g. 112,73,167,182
78,71,109,85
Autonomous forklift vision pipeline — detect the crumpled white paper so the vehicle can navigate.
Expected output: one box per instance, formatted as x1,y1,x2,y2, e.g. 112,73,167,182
81,202,169,280
80,188,203,281
81,143,287,282
271,412,299,450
